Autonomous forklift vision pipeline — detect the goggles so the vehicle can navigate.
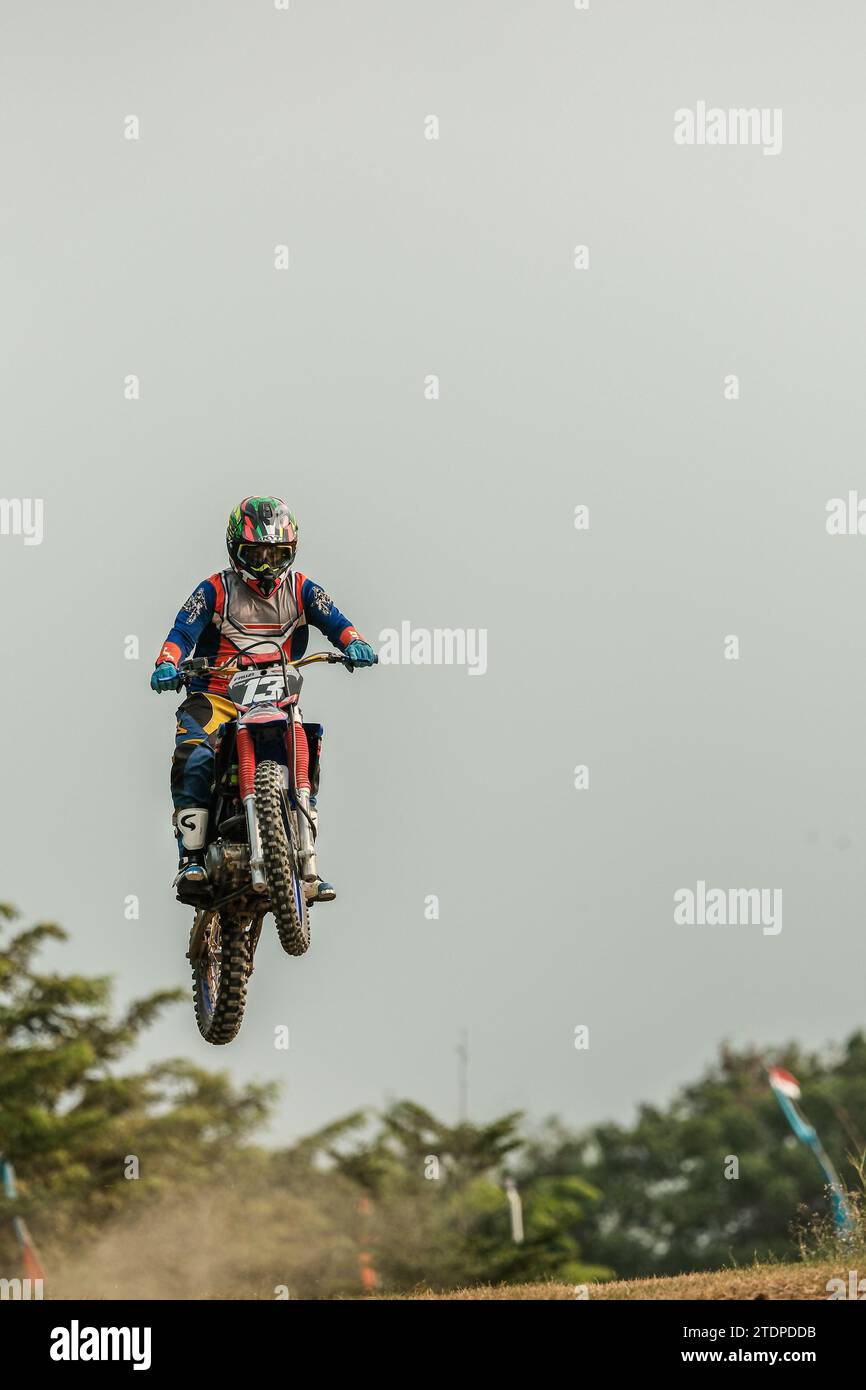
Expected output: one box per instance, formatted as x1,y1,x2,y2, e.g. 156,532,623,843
238,542,294,572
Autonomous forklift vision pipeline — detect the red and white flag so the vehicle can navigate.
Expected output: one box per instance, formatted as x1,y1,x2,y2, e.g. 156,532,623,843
768,1066,801,1100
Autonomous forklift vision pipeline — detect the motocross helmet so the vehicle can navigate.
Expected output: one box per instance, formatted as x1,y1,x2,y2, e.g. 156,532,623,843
226,497,298,596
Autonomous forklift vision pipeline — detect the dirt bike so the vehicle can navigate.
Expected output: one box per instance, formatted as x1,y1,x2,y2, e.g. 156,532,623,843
176,646,373,1045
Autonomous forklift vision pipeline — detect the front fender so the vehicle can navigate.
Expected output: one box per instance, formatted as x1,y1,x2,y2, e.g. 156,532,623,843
237,705,288,730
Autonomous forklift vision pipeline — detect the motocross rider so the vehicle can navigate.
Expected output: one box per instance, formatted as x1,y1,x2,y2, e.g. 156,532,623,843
150,496,376,898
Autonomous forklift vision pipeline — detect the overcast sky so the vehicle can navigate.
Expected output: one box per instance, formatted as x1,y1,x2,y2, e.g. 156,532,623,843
2,0,865,1146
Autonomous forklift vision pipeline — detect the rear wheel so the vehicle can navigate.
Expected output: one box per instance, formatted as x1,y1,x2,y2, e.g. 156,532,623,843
255,759,310,956
190,909,251,1045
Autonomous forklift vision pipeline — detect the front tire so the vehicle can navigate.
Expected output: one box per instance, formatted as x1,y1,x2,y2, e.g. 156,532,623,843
255,759,310,956
190,909,251,1045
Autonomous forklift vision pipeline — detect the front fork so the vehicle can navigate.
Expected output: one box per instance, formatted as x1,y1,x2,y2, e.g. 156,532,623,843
295,788,318,882
236,717,318,893
237,724,267,893
290,716,319,883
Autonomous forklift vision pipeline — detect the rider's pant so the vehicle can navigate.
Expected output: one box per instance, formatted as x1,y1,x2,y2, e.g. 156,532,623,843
171,694,236,810
171,693,323,810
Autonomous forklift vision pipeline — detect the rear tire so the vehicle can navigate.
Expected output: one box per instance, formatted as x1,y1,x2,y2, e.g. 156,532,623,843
255,759,310,956
190,910,251,1045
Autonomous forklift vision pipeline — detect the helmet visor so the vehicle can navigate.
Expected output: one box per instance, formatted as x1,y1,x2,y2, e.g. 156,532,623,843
238,542,294,574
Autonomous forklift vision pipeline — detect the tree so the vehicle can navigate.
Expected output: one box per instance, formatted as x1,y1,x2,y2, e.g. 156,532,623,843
1,905,609,1297
284,1099,611,1290
522,1036,866,1278
0,904,275,1273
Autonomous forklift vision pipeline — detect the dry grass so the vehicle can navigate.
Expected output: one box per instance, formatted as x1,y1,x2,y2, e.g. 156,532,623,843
381,1262,845,1300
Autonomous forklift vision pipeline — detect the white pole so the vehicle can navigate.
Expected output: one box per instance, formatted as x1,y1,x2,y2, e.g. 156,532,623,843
504,1177,524,1244
457,1029,469,1123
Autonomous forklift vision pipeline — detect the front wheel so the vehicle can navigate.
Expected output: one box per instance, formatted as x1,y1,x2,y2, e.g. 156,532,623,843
255,759,310,956
189,909,251,1045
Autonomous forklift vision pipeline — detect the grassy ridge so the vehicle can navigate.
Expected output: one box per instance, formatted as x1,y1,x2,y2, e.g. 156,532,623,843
385,1262,845,1300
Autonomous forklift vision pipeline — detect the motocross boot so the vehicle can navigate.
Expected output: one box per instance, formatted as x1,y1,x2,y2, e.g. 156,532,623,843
173,808,209,888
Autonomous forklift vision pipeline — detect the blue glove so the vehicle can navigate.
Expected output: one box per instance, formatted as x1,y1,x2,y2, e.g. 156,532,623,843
344,641,376,670
151,662,182,693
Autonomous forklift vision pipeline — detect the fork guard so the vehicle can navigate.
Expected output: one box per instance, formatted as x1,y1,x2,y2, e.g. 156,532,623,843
294,787,318,882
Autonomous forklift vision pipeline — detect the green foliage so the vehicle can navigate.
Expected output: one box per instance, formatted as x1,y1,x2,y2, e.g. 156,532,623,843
522,1036,866,1278
0,904,275,1270
277,1099,610,1291
0,906,605,1295
5,901,863,1294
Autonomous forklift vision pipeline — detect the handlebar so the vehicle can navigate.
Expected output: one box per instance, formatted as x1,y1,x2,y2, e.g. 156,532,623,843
178,651,378,679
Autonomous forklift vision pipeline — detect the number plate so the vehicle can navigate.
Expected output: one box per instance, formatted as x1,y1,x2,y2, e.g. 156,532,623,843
227,669,300,706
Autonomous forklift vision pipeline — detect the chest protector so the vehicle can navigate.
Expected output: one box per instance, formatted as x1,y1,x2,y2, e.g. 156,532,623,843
216,569,306,660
